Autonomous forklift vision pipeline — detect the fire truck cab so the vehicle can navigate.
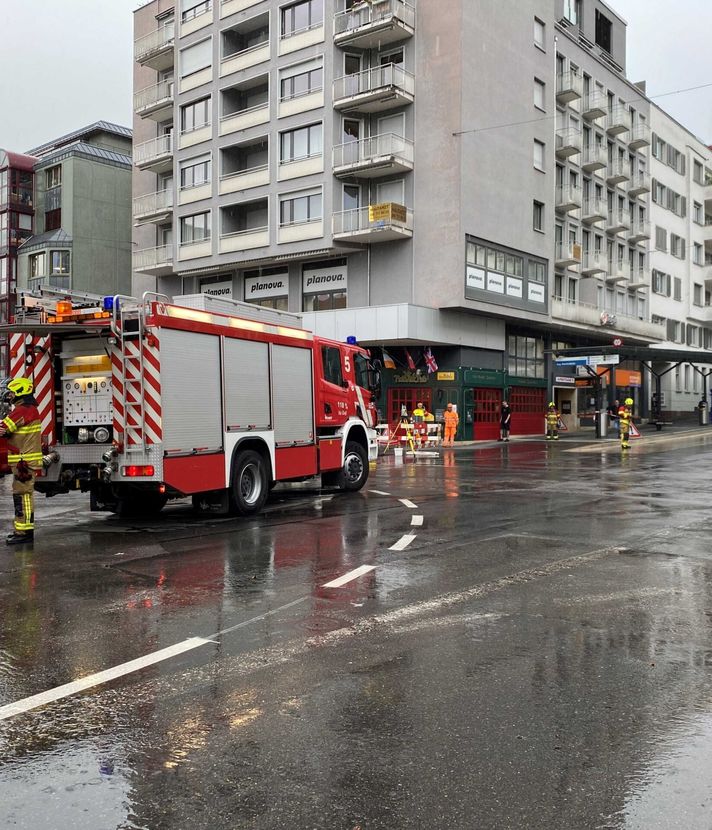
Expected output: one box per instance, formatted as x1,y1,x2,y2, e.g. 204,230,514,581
1,289,380,518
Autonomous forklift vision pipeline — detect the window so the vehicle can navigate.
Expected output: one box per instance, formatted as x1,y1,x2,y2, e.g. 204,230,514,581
532,201,544,232
50,250,70,274
180,211,211,244
45,166,61,189
563,0,579,25
533,139,545,171
534,17,545,50
673,277,682,301
181,97,211,133
507,335,545,379
281,0,323,38
693,159,704,185
280,64,323,101
181,0,211,22
693,202,703,224
671,234,685,259
321,346,343,386
655,226,667,252
694,243,703,265
694,284,703,306
180,38,212,78
595,10,612,52
279,191,322,225
180,155,211,189
652,270,671,296
303,286,346,311
29,253,45,278
45,209,61,232
534,78,545,111
280,123,322,163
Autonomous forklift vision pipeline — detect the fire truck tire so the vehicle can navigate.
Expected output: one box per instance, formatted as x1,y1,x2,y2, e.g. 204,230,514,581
230,450,268,516
335,441,368,492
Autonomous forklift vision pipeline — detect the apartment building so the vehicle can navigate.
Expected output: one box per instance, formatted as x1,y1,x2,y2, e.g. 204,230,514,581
647,105,712,415
15,122,134,302
131,0,704,435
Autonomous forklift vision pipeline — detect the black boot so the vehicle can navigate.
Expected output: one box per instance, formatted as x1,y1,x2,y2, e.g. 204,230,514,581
6,531,34,546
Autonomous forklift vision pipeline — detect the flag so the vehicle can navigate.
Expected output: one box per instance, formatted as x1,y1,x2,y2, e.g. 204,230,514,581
381,348,396,370
423,347,438,374
405,349,416,370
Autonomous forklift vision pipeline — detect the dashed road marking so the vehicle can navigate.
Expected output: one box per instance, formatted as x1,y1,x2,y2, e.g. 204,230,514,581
411,515,424,527
399,499,418,509
369,489,391,496
390,534,417,551
322,565,377,588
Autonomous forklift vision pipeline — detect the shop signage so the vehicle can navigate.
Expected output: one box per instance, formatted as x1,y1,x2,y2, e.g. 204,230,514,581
244,273,287,299
555,376,576,385
487,272,505,294
556,354,620,367
615,369,642,387
466,266,485,291
528,283,545,303
368,202,407,223
201,280,233,298
463,368,505,387
506,277,523,298
302,265,347,294
393,370,424,383
437,371,456,381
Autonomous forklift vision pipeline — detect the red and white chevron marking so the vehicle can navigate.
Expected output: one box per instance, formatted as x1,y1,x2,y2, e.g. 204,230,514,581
111,337,162,446
9,334,56,444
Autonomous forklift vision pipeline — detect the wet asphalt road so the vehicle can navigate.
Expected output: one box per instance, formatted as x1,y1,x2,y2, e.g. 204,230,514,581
2,434,712,829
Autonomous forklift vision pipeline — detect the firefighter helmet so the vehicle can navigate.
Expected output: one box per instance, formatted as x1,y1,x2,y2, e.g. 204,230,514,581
625,397,633,406
548,402,555,408
7,377,33,397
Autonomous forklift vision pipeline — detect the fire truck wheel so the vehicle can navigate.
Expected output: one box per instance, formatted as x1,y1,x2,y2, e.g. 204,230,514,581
336,441,368,492
231,450,268,516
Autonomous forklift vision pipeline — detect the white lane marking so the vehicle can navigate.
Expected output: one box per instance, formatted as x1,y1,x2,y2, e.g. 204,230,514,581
0,637,213,722
322,565,377,589
369,489,391,496
390,534,417,551
411,515,424,527
399,498,418,509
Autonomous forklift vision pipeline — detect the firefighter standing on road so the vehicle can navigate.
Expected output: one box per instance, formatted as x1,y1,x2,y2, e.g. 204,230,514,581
545,402,560,440
0,378,43,545
618,397,634,450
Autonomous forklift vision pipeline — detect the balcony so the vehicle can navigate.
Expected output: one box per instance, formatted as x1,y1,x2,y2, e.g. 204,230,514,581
555,128,582,159
556,70,582,104
134,79,174,120
629,123,651,150
581,250,606,275
628,220,651,244
220,78,269,136
606,159,630,186
334,0,415,49
333,133,414,179
221,0,261,17
606,105,630,135
606,208,631,234
133,245,174,276
554,242,582,268
628,172,651,197
220,14,269,78
628,265,649,289
581,198,607,224
134,22,175,70
219,226,269,253
134,134,173,173
333,203,413,242
133,189,174,224
606,259,628,284
552,298,665,340
555,184,582,213
220,200,269,252
333,65,415,113
581,90,607,120
220,138,269,195
581,143,607,172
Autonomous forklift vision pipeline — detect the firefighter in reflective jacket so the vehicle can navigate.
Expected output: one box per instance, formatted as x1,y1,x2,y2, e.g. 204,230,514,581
618,397,634,450
545,402,560,440
0,378,43,544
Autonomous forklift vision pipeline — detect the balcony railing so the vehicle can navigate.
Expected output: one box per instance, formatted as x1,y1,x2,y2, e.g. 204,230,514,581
134,79,174,116
581,250,606,275
134,134,173,170
628,220,651,243
629,123,651,150
134,22,175,65
628,266,649,288
606,259,628,282
333,133,414,176
628,172,651,196
133,189,174,221
606,159,630,185
334,0,415,48
333,64,415,112
581,143,607,171
133,245,173,274
555,242,582,267
552,298,665,339
606,105,630,135
555,128,582,159
333,203,413,241
582,90,607,120
556,70,583,103
581,198,607,224
606,208,631,233
555,185,582,213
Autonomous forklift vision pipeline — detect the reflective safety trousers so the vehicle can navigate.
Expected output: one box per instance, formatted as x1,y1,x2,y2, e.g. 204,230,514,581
12,467,35,533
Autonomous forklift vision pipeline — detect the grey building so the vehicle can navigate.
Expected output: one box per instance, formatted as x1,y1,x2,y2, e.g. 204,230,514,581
17,122,133,298
131,0,689,434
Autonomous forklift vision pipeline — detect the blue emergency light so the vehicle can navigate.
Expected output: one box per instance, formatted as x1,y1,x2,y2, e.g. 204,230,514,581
346,336,357,345
102,296,114,311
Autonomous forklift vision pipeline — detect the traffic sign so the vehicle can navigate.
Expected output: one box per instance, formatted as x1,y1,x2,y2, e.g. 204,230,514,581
613,337,623,347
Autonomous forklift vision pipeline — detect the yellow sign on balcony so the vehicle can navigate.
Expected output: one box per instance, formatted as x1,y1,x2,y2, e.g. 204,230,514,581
368,202,407,223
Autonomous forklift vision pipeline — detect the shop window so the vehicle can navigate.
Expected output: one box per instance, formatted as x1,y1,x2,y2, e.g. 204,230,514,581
387,388,431,424
303,289,346,311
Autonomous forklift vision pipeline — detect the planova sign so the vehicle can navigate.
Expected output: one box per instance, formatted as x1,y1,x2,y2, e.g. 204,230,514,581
201,280,233,298
244,273,288,299
303,264,347,294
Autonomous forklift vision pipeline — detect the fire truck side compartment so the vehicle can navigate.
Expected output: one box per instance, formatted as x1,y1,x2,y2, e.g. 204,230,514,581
272,344,314,446
223,338,271,430
160,329,222,452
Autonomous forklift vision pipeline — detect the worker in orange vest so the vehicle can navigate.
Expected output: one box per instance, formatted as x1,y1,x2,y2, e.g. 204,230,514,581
442,402,459,447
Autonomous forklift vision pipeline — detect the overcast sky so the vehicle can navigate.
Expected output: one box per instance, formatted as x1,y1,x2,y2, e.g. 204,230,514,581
0,0,710,152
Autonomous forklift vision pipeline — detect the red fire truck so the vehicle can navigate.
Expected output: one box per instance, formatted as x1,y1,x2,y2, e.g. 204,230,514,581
0,289,380,517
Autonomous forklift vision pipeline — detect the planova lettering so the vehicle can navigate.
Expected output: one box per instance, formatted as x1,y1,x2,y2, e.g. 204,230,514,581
305,273,343,288
250,280,285,293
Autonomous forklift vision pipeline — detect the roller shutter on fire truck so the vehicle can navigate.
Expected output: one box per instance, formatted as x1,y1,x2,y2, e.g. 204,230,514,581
223,339,270,431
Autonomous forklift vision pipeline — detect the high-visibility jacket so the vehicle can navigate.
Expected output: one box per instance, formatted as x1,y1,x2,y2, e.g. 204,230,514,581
618,406,632,430
444,410,459,430
2,396,43,469
546,409,559,426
